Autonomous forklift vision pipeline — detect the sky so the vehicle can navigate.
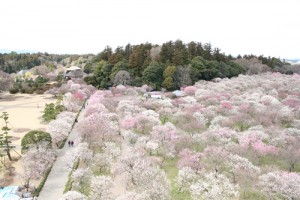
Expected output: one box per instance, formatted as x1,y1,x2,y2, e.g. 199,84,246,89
1,0,300,59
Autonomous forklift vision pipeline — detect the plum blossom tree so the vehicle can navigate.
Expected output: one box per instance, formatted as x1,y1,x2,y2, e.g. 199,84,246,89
20,144,56,191
279,136,300,172
202,146,230,173
258,171,300,200
113,70,131,86
92,153,111,174
63,92,83,112
174,112,205,136
130,160,171,199
47,116,73,147
189,172,239,200
113,152,170,199
225,154,261,188
178,148,202,173
72,168,90,194
238,130,278,155
150,122,177,157
84,103,108,117
176,167,198,192
120,115,139,130
200,127,237,146
77,112,118,149
120,113,159,135
183,86,197,95
89,176,113,200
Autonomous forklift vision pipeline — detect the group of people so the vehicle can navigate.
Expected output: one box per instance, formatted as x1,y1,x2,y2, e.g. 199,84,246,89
68,140,74,147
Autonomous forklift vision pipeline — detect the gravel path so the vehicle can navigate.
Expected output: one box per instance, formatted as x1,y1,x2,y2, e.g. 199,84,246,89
38,109,85,200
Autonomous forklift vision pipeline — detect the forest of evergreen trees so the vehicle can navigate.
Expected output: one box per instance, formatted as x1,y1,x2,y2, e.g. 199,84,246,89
83,40,285,90
0,52,71,73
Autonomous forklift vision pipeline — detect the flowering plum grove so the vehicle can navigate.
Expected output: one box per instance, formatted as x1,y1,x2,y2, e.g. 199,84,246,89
60,73,300,200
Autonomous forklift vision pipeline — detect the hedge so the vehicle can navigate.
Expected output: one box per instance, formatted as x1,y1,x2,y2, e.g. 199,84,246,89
33,165,53,197
63,159,80,193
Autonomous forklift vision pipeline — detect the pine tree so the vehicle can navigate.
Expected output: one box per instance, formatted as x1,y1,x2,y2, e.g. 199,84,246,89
0,112,15,161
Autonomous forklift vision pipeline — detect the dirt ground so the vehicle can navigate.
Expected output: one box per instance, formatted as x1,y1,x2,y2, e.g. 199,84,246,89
0,92,55,186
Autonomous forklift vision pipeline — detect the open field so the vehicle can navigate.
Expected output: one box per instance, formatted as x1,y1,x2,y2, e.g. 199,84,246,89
0,92,55,186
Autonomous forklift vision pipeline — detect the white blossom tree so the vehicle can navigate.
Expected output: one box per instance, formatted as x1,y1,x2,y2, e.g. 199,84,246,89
258,171,300,200
113,70,132,86
20,144,56,191
89,175,113,200
189,172,239,200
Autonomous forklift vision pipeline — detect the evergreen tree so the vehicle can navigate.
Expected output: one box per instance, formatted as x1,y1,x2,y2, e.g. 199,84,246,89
172,40,188,66
187,41,198,61
0,112,15,161
142,61,164,90
159,41,173,64
162,66,178,90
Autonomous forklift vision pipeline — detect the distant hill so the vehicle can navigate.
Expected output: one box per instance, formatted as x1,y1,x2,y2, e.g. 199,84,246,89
286,59,300,65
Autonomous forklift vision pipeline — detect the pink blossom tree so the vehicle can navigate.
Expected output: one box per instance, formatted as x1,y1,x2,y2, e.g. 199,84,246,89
77,112,118,150
183,86,197,95
178,148,202,173
84,103,108,117
238,131,278,156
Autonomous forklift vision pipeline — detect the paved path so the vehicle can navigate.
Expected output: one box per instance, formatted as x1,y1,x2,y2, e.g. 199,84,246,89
38,109,85,200
110,129,133,198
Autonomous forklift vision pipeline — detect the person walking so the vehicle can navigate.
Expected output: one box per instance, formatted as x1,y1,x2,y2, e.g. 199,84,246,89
68,140,71,147
71,140,74,147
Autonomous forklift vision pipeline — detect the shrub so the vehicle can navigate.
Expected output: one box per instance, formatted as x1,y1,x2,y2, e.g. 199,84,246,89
9,87,19,94
21,130,52,154
64,159,80,193
42,103,64,122
35,90,45,94
24,87,34,94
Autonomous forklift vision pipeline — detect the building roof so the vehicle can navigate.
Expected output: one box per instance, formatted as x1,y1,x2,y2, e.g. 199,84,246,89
17,69,29,75
66,66,81,71
172,90,185,97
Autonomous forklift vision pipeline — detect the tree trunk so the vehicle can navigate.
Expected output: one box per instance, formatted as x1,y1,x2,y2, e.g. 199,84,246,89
6,148,12,161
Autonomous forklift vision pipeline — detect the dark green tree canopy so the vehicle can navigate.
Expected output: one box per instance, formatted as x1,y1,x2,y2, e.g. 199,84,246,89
21,130,52,153
142,61,164,90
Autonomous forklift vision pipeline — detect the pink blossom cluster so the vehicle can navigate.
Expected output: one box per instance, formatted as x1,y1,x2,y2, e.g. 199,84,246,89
178,149,202,172
238,131,278,155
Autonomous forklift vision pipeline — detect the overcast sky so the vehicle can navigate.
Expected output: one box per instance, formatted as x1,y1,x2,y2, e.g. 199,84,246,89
1,0,299,58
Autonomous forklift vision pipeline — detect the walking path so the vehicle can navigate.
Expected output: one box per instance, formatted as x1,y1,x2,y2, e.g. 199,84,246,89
38,108,85,200
110,129,133,198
